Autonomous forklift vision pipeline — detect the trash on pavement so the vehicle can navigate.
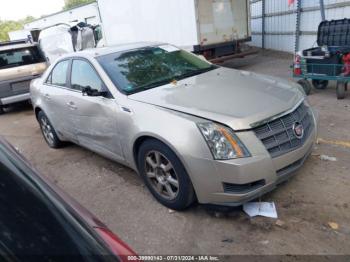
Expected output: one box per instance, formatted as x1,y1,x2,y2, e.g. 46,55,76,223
275,219,286,227
243,202,278,218
319,155,337,161
328,222,339,230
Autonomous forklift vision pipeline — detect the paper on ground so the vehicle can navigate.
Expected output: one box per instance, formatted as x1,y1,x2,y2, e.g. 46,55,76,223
243,202,278,218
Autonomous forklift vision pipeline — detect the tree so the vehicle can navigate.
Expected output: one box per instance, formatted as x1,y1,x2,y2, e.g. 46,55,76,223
63,0,95,10
0,16,35,42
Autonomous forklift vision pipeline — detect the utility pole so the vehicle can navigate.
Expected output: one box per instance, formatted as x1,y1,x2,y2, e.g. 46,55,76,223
320,0,326,21
295,0,302,53
262,0,265,49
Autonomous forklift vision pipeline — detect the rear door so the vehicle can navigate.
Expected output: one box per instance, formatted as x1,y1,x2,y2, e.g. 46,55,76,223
67,59,124,161
197,0,249,45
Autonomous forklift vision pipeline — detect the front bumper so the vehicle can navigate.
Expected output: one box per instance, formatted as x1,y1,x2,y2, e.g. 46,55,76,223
187,110,318,206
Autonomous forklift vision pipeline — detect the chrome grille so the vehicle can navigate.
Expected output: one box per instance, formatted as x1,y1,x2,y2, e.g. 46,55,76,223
253,102,314,158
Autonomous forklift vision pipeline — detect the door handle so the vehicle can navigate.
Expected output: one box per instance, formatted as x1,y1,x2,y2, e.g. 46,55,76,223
44,94,51,101
66,101,77,110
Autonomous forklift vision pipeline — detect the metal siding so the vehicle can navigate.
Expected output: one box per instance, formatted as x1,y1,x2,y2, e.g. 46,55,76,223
251,1,263,16
249,0,350,53
251,34,262,46
251,18,262,32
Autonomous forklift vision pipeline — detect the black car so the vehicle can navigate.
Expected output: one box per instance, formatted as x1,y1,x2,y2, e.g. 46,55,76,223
0,138,136,261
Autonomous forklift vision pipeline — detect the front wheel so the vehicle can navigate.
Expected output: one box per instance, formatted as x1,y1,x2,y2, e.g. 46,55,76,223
336,81,346,100
312,79,329,89
38,111,64,148
137,139,196,210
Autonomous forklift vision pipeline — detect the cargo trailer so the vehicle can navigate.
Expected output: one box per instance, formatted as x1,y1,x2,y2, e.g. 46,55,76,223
97,0,251,59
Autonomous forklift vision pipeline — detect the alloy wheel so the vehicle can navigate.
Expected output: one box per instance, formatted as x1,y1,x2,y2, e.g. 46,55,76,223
40,117,55,145
144,151,179,200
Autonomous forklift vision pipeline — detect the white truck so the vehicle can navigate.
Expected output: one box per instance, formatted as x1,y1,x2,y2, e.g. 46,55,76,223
97,0,251,60
23,0,251,63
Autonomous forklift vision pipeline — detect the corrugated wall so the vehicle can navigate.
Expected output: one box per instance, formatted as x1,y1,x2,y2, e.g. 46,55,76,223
250,0,350,53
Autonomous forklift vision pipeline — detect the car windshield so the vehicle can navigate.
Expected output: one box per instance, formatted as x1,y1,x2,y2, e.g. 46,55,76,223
97,45,218,94
0,46,46,70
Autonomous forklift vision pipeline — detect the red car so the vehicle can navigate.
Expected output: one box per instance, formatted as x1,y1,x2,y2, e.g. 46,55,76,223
0,137,137,261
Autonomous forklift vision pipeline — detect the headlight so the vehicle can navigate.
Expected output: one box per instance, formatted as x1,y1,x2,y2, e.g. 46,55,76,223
197,122,250,160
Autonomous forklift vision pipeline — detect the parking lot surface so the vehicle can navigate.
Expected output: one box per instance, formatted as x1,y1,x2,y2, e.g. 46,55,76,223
1,50,349,255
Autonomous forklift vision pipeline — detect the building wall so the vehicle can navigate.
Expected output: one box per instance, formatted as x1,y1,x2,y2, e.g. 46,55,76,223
24,2,101,29
249,0,350,53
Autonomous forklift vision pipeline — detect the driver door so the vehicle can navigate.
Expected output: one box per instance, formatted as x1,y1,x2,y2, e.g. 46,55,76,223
67,59,124,161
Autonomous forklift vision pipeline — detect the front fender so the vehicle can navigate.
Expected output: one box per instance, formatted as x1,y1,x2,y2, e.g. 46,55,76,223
118,101,213,176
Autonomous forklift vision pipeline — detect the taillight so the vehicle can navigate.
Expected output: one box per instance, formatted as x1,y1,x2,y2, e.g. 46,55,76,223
294,54,302,75
95,227,138,262
343,53,350,76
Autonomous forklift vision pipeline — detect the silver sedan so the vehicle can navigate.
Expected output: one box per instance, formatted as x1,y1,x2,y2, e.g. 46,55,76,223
30,43,318,210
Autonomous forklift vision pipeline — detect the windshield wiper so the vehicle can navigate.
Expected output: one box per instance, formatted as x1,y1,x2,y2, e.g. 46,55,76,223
174,65,218,81
127,66,218,95
128,78,175,94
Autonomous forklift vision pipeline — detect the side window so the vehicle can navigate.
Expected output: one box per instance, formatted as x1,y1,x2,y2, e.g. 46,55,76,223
71,60,104,92
48,60,69,87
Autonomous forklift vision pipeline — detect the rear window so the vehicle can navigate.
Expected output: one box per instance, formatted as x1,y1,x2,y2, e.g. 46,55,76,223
0,46,45,70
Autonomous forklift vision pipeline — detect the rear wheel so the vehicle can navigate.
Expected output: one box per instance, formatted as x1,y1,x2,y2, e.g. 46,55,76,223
137,139,196,210
336,81,346,100
312,79,329,89
38,111,64,148
297,79,312,95
0,105,4,115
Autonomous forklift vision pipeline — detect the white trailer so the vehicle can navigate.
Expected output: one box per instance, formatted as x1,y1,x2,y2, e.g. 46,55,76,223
97,0,251,59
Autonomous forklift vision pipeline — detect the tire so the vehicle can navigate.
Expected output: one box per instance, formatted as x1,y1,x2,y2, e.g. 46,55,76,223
137,139,196,210
38,111,64,148
336,81,346,100
0,105,4,115
297,79,312,96
312,79,329,90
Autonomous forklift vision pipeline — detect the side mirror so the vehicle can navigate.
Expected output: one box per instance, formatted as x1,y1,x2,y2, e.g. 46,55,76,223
82,86,111,98
82,86,101,97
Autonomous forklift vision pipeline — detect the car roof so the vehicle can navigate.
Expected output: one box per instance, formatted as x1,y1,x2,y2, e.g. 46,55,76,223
0,42,38,52
63,41,165,59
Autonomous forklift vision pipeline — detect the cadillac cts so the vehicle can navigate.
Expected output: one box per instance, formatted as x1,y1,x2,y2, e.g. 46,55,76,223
30,43,318,210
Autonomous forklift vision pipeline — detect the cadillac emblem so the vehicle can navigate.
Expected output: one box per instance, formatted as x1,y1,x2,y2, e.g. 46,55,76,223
293,122,304,139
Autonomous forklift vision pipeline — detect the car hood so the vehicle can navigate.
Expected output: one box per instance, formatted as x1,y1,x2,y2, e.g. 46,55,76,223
129,67,304,130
